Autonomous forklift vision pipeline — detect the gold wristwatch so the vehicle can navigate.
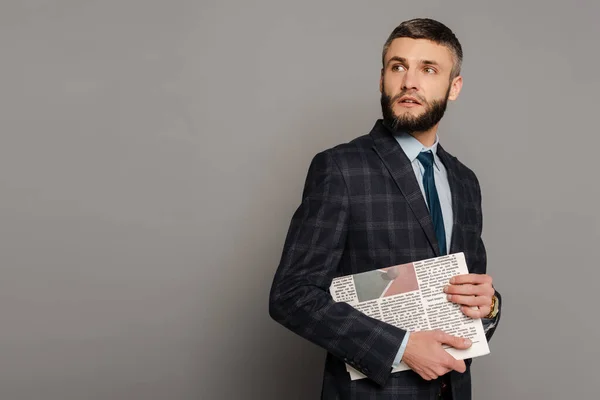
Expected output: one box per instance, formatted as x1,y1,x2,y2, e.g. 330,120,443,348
485,294,499,319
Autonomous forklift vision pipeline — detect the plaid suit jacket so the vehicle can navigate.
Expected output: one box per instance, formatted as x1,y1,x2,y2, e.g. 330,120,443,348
269,120,501,400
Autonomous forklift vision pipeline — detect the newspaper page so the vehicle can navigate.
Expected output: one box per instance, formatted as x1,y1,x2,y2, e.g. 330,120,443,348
329,252,490,381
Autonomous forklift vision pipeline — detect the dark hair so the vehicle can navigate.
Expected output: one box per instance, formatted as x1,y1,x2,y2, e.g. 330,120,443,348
382,18,463,79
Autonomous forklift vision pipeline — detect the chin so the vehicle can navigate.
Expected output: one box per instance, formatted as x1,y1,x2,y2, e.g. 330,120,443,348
394,108,424,119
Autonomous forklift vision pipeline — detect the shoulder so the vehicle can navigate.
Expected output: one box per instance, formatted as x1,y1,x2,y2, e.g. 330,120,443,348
301,133,375,196
311,133,375,169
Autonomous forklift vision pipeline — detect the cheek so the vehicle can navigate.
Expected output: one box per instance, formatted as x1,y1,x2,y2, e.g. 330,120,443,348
385,88,404,104
382,75,401,95
427,81,451,101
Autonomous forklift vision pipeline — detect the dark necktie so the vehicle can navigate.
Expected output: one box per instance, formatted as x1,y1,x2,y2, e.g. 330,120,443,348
417,151,447,256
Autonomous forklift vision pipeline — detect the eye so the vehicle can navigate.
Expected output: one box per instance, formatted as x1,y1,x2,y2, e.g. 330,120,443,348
392,64,406,72
424,67,436,74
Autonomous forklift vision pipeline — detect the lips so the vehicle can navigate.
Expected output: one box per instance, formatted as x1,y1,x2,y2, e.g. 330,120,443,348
397,96,421,105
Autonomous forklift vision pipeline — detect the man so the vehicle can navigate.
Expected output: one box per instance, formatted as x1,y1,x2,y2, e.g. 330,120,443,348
269,18,501,400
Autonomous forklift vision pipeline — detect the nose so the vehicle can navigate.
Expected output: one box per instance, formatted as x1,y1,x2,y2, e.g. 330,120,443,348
401,68,419,91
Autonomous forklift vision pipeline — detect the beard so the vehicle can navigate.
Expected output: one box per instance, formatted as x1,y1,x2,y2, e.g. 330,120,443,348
380,85,451,134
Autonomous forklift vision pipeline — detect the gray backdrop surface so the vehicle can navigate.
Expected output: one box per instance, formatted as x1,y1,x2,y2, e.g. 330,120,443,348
1,1,598,399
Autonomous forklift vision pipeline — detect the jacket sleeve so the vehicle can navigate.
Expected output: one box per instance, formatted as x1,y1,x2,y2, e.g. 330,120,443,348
269,150,406,387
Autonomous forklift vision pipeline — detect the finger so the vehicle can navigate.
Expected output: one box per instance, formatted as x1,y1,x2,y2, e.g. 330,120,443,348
449,274,492,285
419,369,435,381
445,283,494,297
447,294,491,307
460,305,491,319
436,331,472,349
453,359,466,374
428,370,439,381
445,284,480,296
441,353,464,374
435,366,452,377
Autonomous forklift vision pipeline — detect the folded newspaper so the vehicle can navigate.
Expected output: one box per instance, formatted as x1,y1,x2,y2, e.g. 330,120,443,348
329,252,490,380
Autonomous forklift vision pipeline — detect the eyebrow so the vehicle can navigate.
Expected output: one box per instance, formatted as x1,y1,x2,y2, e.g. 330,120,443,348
386,56,441,68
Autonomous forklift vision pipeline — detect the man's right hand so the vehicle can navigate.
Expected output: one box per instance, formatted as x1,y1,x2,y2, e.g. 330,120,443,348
401,330,472,381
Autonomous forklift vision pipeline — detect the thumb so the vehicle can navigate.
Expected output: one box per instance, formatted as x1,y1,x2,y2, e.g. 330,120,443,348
437,332,472,349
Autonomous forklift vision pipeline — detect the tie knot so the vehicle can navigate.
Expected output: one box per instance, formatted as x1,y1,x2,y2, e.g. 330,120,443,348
417,151,434,169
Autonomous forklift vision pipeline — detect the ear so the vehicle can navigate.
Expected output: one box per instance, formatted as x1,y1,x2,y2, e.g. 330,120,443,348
379,69,384,93
448,75,463,101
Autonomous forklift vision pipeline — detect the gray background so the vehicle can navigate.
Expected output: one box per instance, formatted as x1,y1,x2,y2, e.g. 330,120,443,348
1,1,598,399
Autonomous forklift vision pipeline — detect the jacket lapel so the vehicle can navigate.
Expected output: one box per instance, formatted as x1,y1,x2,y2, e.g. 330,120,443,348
370,120,441,256
436,144,463,255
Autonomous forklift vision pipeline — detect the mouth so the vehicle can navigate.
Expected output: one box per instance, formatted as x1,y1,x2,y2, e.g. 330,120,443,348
396,96,422,108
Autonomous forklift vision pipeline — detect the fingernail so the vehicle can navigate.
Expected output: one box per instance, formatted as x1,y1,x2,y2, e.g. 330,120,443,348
443,285,449,293
464,338,472,346
446,294,452,301
449,277,455,284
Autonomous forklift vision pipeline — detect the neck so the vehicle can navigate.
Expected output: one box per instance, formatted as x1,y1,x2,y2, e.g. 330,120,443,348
409,125,439,147
381,119,440,147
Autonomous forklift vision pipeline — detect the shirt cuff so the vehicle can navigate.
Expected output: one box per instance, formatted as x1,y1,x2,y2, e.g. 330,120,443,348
483,314,498,333
392,332,411,368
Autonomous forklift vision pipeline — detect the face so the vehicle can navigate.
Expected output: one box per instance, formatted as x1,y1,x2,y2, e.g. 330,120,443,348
380,38,463,133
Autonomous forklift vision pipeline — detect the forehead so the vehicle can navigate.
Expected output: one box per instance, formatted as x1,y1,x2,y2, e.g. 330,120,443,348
384,37,454,66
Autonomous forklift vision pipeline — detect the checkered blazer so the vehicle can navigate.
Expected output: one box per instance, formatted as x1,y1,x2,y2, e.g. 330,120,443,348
269,120,502,400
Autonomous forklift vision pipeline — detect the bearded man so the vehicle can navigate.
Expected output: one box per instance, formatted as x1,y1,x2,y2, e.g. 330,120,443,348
269,18,502,400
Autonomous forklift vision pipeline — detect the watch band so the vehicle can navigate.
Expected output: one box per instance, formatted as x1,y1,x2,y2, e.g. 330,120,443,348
485,295,498,319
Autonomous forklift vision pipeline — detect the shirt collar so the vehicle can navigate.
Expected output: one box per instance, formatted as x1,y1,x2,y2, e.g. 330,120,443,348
393,131,442,171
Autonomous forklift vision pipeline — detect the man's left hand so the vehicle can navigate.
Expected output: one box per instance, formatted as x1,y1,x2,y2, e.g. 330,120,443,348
444,274,495,319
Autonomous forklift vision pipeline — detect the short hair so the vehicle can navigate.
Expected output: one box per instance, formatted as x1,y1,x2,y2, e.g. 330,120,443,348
382,18,463,79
